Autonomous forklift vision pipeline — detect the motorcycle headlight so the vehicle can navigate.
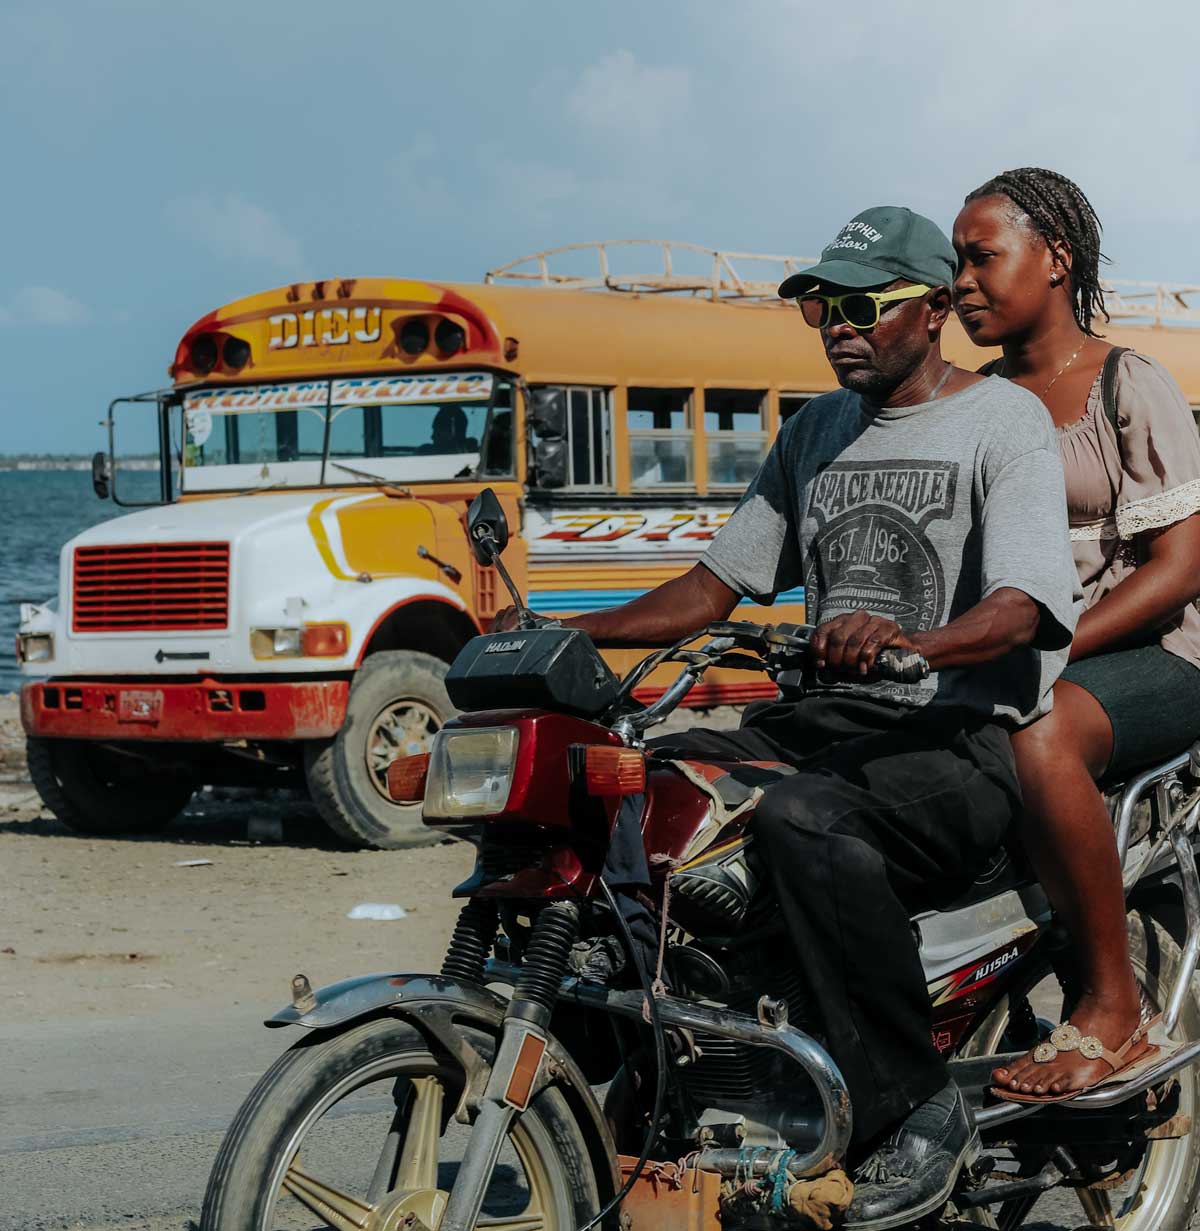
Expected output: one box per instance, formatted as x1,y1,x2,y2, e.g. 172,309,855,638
424,726,519,819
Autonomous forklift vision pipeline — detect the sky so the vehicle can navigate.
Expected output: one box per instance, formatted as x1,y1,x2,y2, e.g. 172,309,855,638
1,0,1198,454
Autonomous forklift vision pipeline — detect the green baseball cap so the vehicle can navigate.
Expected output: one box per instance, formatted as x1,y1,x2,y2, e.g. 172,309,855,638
778,206,957,297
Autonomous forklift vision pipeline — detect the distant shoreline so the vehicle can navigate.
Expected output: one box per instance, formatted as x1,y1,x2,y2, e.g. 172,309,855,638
0,458,158,472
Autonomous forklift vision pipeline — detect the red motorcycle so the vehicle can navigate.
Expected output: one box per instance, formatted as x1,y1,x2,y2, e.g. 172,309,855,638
202,490,1200,1231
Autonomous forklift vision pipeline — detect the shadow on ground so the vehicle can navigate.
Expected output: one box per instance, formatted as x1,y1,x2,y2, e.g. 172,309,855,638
0,786,428,852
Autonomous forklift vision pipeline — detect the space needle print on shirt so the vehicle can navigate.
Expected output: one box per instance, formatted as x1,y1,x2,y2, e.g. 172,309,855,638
805,460,960,632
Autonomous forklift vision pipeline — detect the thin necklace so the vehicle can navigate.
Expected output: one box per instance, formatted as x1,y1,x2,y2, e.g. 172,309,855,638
1002,341,1085,398
928,361,953,400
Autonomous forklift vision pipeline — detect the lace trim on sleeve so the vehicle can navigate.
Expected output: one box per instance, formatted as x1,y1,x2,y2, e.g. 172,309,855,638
1116,477,1200,539
1070,516,1118,542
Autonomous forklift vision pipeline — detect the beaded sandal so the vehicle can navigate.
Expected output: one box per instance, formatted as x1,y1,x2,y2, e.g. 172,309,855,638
991,1000,1161,1105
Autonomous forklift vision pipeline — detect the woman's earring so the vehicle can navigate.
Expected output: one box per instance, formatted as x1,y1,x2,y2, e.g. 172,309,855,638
1050,275,1063,286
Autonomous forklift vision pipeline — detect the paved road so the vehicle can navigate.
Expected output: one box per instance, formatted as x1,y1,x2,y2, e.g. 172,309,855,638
0,1002,1124,1230
0,1004,286,1230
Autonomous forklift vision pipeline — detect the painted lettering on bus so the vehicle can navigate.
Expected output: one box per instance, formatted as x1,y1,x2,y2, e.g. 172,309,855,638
269,307,383,350
539,510,733,544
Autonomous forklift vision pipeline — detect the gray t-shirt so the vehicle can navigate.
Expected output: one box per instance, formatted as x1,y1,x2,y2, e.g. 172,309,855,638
703,376,1079,724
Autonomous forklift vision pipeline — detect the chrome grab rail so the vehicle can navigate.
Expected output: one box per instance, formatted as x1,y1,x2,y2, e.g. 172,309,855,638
1115,752,1190,865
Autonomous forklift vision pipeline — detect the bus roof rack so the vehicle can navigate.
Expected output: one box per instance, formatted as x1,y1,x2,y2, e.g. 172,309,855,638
1102,280,1200,327
485,241,817,302
486,241,1200,326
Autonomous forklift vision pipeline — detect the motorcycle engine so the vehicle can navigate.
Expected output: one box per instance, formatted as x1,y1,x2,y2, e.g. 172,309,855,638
664,838,820,1148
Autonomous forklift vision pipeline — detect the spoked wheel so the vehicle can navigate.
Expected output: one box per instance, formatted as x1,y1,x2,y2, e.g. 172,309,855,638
201,1016,600,1231
304,651,454,849
365,699,441,804
957,910,1200,1229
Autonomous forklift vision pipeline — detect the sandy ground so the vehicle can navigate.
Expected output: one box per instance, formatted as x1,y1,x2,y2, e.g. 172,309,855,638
0,697,740,1028
0,705,472,1028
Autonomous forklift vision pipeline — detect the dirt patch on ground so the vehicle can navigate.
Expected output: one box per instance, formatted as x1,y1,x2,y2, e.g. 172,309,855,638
0,693,26,782
0,695,740,1026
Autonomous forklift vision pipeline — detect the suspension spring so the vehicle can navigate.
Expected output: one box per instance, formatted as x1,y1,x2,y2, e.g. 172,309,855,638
510,901,581,1025
440,899,500,985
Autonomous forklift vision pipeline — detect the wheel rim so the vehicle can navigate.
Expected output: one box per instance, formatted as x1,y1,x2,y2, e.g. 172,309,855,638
261,1052,563,1231
365,699,441,805
965,939,1197,1229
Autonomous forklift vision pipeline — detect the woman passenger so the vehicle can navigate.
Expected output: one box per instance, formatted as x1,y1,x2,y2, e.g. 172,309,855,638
953,167,1200,1101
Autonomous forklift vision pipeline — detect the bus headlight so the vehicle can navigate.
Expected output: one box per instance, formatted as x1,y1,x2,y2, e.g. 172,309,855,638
251,623,348,658
424,727,518,818
272,627,304,656
16,633,54,664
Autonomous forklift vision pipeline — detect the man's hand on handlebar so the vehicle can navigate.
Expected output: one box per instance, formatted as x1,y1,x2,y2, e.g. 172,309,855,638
810,611,919,677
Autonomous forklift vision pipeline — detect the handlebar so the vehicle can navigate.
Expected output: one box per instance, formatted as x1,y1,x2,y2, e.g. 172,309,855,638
615,619,930,738
704,620,930,685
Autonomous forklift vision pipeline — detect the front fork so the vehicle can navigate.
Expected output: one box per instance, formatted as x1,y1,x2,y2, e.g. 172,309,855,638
439,900,581,1231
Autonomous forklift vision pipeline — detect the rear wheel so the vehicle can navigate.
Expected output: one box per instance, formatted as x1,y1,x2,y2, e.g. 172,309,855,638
958,910,1200,1229
26,736,194,836
200,1016,599,1231
304,651,454,849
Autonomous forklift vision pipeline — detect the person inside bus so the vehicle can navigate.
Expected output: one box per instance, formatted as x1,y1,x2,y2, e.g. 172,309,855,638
494,206,1078,1226
953,168,1200,1104
420,404,477,454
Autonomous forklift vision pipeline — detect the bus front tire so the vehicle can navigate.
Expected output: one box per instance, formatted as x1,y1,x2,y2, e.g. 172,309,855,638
303,650,454,850
26,737,194,836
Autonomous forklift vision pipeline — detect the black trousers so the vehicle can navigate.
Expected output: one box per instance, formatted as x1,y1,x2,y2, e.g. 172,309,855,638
648,694,1018,1143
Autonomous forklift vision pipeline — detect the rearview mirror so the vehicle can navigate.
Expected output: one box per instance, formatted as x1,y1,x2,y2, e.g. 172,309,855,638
467,487,510,565
528,388,568,489
529,387,567,438
91,450,111,500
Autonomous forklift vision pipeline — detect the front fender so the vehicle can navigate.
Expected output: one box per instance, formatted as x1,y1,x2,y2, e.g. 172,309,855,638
266,972,620,1206
266,971,501,1031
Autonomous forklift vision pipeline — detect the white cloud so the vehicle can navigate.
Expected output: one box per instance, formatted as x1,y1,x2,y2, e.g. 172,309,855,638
166,193,303,272
390,136,461,216
477,51,697,235
0,285,91,325
567,50,692,143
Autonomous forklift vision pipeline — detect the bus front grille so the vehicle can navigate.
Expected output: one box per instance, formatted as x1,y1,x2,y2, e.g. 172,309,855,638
72,542,231,633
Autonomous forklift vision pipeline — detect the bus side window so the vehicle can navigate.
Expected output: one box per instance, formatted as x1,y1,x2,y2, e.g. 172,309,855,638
628,387,692,486
704,388,767,489
529,385,612,490
779,394,816,427
482,382,515,476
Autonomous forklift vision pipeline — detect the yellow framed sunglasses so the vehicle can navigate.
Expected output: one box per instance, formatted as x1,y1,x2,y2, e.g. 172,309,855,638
798,283,932,331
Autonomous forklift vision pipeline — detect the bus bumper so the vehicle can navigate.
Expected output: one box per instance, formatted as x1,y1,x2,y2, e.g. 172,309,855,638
20,678,350,742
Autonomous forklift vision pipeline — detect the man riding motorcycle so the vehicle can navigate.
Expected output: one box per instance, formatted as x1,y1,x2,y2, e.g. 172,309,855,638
495,205,1080,1229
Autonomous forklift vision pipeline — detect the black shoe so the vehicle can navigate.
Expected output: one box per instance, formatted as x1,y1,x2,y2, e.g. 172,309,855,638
846,1080,980,1230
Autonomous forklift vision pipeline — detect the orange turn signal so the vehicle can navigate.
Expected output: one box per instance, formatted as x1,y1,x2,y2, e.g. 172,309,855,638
584,746,645,797
301,622,349,657
387,752,430,802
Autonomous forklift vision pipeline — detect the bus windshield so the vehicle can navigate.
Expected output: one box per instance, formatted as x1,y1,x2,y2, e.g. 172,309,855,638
180,372,509,492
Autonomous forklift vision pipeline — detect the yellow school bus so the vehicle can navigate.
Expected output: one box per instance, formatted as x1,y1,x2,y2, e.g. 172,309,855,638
17,242,1200,848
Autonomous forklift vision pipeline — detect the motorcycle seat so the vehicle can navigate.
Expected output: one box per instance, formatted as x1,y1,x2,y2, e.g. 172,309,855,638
934,843,1033,914
1096,736,1200,793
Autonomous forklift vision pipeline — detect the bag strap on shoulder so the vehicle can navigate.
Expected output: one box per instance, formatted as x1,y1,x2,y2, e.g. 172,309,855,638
1101,346,1131,435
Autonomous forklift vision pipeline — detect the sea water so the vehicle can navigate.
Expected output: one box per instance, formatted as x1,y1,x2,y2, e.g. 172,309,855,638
0,470,160,693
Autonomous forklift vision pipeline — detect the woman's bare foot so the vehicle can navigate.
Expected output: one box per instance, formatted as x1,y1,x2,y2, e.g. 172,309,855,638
991,988,1151,1099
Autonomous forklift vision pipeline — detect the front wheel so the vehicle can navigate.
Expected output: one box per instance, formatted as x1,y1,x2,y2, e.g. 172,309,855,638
26,737,194,836
305,650,454,849
200,1016,600,1231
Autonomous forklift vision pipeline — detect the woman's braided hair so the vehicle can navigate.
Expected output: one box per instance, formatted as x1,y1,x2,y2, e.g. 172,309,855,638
965,167,1109,336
